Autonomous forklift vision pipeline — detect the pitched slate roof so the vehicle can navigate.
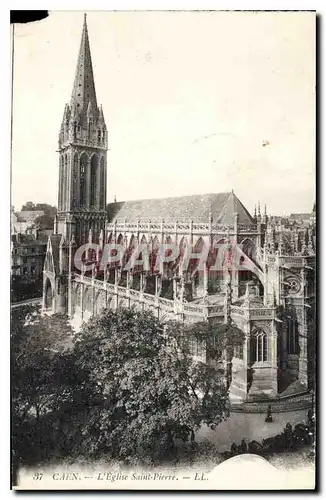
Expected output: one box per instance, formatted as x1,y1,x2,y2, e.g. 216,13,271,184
107,192,254,225
16,210,45,222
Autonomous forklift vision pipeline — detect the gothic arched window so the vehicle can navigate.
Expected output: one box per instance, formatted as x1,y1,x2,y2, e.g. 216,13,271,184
90,154,98,207
72,153,78,208
287,317,299,355
234,344,243,359
62,154,68,211
59,155,64,210
250,330,268,363
80,153,88,208
100,156,105,209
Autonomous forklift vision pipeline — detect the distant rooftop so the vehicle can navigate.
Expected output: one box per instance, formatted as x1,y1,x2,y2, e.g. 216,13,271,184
16,210,45,222
289,213,314,221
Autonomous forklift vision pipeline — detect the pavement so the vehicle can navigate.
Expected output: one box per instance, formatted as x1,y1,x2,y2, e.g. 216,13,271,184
196,408,308,451
11,297,42,309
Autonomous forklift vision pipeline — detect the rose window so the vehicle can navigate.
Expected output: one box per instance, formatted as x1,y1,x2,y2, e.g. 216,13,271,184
286,277,301,294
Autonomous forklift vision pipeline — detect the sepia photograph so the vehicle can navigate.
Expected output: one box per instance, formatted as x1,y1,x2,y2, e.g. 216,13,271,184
10,9,316,490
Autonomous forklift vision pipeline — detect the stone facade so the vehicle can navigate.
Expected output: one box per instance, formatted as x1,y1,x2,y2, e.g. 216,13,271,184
43,15,316,404
12,233,47,282
11,210,45,236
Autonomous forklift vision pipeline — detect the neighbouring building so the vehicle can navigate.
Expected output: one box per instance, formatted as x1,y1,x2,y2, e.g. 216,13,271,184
11,232,49,302
43,15,316,406
11,209,45,236
289,213,316,227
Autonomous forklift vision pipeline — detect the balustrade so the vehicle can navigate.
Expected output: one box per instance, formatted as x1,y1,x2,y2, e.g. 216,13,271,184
158,297,174,308
283,257,304,267
231,306,246,316
207,305,224,315
106,220,258,236
73,275,227,319
249,308,274,319
143,293,156,304
117,285,126,297
183,304,204,314
231,304,275,320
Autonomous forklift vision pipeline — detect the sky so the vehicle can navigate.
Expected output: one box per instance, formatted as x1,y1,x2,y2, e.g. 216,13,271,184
11,10,315,216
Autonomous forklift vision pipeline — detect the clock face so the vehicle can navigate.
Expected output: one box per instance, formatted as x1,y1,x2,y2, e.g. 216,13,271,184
285,276,301,294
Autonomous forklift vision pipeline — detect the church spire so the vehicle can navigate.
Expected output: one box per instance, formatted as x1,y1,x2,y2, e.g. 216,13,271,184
56,12,107,246
70,13,98,120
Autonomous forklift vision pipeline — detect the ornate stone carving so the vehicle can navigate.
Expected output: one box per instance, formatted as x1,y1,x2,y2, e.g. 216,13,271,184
284,275,301,295
250,320,271,332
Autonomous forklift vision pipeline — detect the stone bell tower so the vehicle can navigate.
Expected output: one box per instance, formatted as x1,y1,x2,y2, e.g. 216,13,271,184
44,14,107,315
56,13,108,247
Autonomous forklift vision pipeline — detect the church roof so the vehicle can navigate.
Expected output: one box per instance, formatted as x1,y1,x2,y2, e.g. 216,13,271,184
107,191,254,225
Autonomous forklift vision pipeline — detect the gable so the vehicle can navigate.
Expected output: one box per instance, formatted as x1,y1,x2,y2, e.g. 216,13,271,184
44,234,61,276
216,192,255,226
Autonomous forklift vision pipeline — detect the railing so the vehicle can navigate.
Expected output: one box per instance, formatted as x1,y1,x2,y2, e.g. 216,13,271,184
231,306,246,316
60,135,107,149
207,305,225,315
129,289,139,298
143,293,156,304
73,276,226,319
238,224,258,232
158,297,174,310
282,256,305,267
117,285,126,297
231,305,275,320
249,308,275,319
73,275,277,321
106,220,258,236
192,224,210,233
231,391,313,413
183,303,205,314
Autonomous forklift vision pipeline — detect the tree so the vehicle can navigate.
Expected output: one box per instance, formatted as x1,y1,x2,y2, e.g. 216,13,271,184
12,306,76,427
20,201,35,211
33,203,57,219
34,213,55,230
19,202,57,231
11,275,43,303
11,305,245,474
184,320,245,362
72,308,234,464
20,202,57,219
11,307,87,480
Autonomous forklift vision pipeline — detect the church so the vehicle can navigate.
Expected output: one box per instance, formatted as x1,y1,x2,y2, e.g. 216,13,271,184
43,15,315,406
